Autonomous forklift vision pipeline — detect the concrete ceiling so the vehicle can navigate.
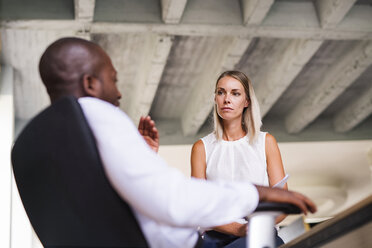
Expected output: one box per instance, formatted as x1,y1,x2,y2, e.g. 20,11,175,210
1,0,372,145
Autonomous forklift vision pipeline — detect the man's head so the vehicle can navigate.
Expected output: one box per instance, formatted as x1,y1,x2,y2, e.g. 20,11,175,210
39,37,121,106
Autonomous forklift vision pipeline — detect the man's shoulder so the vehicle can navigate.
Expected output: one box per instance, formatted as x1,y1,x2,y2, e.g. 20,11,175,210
78,97,131,125
78,97,120,114
78,97,114,108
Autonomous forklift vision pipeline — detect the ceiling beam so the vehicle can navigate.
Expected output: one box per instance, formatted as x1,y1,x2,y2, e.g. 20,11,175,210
2,3,372,40
333,85,372,132
315,0,357,29
74,0,95,40
221,38,252,71
181,37,251,136
74,0,95,22
5,19,370,40
127,34,173,124
255,39,323,117
285,41,372,134
161,0,188,24
242,0,274,25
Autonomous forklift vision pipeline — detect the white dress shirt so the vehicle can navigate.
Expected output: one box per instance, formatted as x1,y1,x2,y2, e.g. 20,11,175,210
78,97,259,248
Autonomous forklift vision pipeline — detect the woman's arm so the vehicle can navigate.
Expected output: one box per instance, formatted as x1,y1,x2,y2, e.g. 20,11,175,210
265,133,288,224
266,133,287,188
191,140,207,179
191,140,247,236
213,223,247,237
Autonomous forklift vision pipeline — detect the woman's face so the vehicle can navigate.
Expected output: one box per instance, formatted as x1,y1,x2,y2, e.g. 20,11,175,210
215,76,249,121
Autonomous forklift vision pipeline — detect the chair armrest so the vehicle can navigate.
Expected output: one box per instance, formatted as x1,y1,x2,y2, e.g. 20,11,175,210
255,202,302,214
246,203,302,248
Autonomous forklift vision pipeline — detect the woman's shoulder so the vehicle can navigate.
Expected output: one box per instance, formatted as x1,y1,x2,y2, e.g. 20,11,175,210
249,131,275,148
264,132,278,148
249,131,268,145
192,139,204,147
258,131,275,141
264,132,276,141
191,139,204,153
201,132,217,144
259,131,267,136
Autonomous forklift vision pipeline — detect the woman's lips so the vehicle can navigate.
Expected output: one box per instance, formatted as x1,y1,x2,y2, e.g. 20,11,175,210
221,107,233,111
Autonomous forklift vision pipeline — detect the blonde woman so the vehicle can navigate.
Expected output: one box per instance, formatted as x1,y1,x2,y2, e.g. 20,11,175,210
191,71,287,247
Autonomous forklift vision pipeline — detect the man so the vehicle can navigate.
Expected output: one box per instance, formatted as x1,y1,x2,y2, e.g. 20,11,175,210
38,37,316,248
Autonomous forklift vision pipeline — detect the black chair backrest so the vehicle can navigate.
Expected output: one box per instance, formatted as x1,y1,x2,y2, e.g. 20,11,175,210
11,96,148,247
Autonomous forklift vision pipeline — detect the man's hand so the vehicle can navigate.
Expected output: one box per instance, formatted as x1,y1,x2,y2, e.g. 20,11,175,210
255,185,317,215
138,116,159,153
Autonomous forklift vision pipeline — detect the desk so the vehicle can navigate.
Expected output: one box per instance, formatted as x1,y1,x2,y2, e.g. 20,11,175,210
281,195,372,248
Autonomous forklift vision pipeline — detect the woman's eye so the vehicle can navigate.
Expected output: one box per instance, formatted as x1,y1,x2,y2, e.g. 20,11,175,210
233,92,240,96
217,91,223,95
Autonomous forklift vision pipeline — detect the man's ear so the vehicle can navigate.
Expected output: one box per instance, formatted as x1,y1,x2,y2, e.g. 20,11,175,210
82,74,101,97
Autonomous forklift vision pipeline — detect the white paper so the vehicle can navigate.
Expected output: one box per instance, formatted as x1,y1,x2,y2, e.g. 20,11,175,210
273,174,289,188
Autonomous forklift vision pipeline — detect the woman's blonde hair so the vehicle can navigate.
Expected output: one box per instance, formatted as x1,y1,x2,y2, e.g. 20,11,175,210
213,70,262,144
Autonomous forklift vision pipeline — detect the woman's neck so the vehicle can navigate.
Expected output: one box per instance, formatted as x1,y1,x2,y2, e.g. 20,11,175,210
222,118,246,141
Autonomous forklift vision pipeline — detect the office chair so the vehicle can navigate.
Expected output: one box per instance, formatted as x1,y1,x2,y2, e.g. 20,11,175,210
11,96,148,247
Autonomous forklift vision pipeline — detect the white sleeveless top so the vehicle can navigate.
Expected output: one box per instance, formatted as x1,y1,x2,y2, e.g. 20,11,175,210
201,131,269,186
